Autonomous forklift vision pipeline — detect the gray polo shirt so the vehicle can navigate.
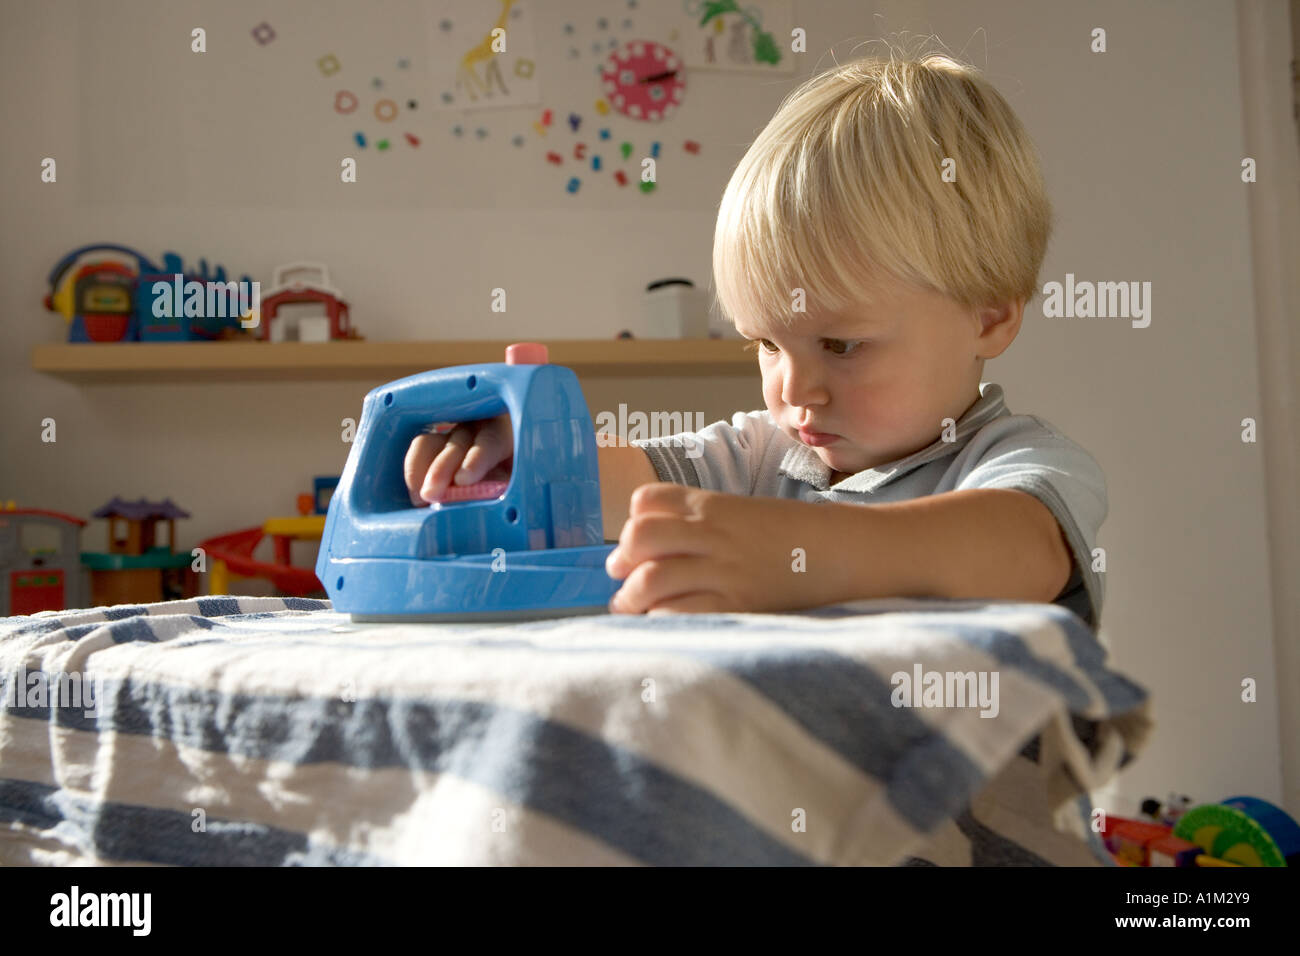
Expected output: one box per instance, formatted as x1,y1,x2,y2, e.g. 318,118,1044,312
629,382,1107,630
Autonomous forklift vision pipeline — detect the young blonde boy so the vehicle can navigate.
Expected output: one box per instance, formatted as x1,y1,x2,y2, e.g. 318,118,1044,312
405,51,1106,630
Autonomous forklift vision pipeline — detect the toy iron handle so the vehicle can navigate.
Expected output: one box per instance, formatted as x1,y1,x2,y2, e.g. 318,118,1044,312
422,344,547,427
405,342,550,461
350,374,508,517
350,344,551,517
408,342,551,465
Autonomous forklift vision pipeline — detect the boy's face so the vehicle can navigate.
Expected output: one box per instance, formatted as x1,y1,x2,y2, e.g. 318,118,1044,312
737,272,1015,479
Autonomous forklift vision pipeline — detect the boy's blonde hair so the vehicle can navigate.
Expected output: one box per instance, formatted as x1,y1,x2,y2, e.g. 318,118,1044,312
712,44,1052,330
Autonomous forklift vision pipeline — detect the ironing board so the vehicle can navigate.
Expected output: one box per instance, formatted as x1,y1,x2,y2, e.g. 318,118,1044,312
0,595,1150,866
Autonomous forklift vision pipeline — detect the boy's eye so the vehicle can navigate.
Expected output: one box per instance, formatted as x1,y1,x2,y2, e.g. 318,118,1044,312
743,339,864,355
824,339,863,355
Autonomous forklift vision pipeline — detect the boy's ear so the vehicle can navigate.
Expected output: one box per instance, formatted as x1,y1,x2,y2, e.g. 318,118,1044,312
973,299,1025,359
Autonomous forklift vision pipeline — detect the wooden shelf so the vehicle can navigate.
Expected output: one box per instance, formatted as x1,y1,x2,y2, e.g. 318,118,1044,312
31,339,755,384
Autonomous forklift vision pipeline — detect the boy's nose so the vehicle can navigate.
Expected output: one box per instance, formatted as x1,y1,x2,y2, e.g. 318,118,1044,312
780,364,827,408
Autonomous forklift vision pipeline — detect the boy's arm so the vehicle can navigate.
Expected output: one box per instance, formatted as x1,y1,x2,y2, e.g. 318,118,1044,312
607,485,1075,613
597,442,659,540
821,488,1075,606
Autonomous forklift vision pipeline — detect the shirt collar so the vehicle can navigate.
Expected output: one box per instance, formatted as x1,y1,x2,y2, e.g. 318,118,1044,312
777,382,1008,493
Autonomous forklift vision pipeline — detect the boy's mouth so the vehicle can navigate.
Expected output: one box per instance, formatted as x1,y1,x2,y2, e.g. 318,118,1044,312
798,427,839,447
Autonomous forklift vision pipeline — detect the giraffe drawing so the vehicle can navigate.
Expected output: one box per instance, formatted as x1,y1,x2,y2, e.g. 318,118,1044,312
457,0,516,103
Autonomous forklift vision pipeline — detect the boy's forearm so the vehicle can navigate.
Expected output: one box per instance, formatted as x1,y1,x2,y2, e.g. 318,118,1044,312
801,488,1073,607
597,442,658,540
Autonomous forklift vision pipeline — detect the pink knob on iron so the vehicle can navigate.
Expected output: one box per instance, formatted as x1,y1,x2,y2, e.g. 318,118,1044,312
505,342,548,365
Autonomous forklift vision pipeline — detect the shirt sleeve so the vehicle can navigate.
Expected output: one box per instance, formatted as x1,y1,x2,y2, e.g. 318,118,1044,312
628,410,778,496
951,415,1109,630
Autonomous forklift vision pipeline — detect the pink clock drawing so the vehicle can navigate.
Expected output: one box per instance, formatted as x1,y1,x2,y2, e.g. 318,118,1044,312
600,41,685,121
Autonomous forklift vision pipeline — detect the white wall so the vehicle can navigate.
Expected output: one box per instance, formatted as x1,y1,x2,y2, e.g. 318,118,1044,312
0,0,1290,816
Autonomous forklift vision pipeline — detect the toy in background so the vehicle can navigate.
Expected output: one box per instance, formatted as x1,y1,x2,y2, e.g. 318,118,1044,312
199,478,338,598
311,476,339,514
0,503,89,616
0,498,201,615
81,498,200,605
259,263,360,343
44,244,257,343
1103,795,1300,867
1103,817,1199,867
1174,796,1300,868
1140,792,1194,828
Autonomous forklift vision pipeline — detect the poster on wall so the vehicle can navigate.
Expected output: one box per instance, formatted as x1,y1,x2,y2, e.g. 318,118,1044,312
429,0,543,111
672,0,795,73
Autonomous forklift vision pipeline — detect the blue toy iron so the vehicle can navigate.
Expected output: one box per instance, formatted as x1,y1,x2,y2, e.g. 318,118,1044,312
317,343,622,622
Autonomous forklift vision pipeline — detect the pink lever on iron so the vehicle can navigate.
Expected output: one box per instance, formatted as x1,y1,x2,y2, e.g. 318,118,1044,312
433,480,510,504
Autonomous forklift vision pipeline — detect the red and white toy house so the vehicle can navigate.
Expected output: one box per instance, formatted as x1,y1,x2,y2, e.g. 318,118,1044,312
256,262,355,342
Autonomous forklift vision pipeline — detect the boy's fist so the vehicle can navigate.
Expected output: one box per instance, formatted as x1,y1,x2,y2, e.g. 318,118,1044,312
604,483,835,614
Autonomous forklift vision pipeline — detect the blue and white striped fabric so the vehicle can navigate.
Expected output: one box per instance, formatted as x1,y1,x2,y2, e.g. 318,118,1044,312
0,596,1150,866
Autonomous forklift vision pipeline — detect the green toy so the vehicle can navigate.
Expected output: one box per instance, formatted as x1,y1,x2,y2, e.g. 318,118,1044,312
1174,797,1300,867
